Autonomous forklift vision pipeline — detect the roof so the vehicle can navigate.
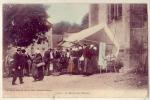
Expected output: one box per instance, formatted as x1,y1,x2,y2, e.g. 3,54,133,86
61,23,120,56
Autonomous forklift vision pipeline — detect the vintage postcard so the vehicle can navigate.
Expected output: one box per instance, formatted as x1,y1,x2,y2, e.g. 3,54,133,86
1,0,149,99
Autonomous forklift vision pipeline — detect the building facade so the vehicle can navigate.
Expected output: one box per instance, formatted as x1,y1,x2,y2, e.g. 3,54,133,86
89,4,148,72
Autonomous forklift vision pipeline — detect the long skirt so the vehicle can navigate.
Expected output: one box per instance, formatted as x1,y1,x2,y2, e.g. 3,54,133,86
32,63,38,80
44,62,50,75
32,63,44,80
85,58,93,75
53,59,59,72
91,56,99,73
67,59,74,73
73,58,79,74
37,66,44,80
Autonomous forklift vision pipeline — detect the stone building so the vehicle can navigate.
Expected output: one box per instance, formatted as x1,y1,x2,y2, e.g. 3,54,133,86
89,4,148,72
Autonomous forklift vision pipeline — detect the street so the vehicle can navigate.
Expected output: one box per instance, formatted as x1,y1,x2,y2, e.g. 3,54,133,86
3,72,148,98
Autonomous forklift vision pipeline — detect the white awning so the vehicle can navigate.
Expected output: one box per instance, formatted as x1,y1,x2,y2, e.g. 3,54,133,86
61,23,120,57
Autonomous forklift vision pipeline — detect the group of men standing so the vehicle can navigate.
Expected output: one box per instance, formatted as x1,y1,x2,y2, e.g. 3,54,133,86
43,44,99,76
10,44,99,85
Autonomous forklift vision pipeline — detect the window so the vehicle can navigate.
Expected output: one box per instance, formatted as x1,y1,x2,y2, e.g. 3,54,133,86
118,4,122,17
108,4,122,23
108,4,113,23
130,4,147,28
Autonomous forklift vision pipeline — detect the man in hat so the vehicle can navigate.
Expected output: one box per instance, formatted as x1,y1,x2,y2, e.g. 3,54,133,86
12,48,24,85
43,48,52,76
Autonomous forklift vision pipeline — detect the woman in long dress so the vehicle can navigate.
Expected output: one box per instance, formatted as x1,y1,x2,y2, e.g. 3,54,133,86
67,49,75,74
32,50,44,81
67,56,75,74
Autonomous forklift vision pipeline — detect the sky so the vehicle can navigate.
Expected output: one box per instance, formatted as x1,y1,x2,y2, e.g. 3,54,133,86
46,4,89,24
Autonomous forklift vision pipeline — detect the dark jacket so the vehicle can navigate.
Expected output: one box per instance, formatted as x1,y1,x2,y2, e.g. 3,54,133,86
59,56,68,68
13,52,22,69
21,53,28,64
83,47,93,59
53,51,61,59
43,50,50,63
77,49,83,58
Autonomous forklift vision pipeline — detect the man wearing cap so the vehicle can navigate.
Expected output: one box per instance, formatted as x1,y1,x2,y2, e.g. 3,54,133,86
12,48,24,85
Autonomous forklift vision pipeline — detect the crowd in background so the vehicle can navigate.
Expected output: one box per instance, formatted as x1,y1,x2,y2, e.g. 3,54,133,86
35,44,99,77
4,43,124,85
4,44,100,84
42,44,99,76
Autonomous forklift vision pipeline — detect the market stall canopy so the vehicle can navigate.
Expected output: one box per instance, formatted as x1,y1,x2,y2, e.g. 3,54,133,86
61,23,120,57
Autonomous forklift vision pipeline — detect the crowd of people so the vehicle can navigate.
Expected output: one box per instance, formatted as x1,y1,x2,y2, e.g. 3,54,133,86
5,44,100,85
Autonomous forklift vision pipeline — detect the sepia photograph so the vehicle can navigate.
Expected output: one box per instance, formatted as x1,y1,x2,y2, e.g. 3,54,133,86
2,3,148,98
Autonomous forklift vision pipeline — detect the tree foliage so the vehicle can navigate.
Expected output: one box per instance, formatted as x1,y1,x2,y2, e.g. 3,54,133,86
52,21,71,35
67,23,81,33
52,13,89,35
3,4,51,47
81,13,89,30
52,21,81,35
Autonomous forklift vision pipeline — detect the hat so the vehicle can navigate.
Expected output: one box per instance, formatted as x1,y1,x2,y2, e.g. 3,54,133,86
17,48,21,51
22,49,26,53
74,47,78,51
79,47,82,50
93,47,97,50
35,50,40,54
90,44,94,48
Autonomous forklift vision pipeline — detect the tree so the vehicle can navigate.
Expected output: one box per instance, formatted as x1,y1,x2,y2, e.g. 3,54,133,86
67,23,81,33
3,4,51,48
81,13,89,30
52,21,71,35
53,21,81,34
